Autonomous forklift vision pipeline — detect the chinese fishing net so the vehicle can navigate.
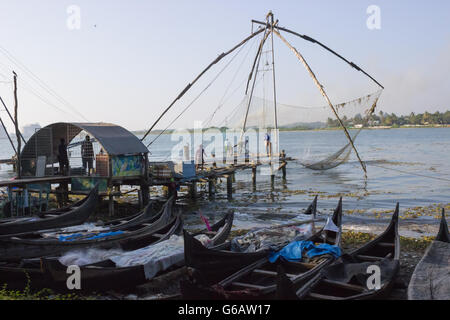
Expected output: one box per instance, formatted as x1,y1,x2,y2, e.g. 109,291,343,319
214,89,382,170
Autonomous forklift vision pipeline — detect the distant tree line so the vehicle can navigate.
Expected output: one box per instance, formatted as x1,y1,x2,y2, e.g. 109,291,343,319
327,110,450,128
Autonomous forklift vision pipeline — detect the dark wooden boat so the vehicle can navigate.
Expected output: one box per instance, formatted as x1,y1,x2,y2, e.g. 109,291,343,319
407,209,449,300
0,211,234,292
277,203,400,300
183,196,318,287
180,197,342,300
0,186,99,236
0,199,179,262
0,197,163,240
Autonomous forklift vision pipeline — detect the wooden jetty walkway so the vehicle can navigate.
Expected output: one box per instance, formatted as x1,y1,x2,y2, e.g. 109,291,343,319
0,157,289,215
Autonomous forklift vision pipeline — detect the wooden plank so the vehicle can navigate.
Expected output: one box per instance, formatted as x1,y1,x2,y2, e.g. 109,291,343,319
321,279,366,292
356,254,384,262
231,282,265,290
309,292,342,300
253,269,296,278
377,242,395,247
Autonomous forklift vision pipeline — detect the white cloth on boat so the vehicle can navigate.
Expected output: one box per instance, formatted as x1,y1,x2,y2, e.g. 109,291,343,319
58,234,213,280
323,217,339,233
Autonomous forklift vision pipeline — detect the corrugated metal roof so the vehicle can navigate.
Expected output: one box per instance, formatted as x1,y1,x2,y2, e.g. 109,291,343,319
21,122,148,160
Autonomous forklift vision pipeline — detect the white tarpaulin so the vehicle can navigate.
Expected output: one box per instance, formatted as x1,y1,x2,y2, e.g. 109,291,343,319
59,234,213,280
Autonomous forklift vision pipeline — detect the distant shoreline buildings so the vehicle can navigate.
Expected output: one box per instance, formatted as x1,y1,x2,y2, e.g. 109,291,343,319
21,123,41,137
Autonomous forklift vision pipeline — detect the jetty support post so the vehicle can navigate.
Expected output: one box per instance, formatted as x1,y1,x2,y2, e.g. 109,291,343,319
208,177,216,199
141,153,150,206
138,189,143,209
140,183,150,206
188,182,197,200
270,162,275,190
226,174,233,200
108,184,115,217
252,166,257,190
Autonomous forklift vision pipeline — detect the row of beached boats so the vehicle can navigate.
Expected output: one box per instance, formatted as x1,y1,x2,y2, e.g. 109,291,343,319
181,200,449,300
0,188,448,300
0,186,234,292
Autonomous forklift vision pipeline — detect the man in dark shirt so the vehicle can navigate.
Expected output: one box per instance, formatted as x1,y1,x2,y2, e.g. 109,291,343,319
58,138,69,175
81,135,94,176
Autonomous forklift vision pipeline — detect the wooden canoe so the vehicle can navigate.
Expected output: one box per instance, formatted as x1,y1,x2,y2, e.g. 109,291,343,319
180,197,342,300
0,198,164,240
0,185,99,236
277,203,400,300
183,196,319,287
407,209,449,300
0,211,234,292
0,198,179,262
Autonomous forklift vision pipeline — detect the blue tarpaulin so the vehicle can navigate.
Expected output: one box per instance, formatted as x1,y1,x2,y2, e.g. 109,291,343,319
59,231,124,242
85,231,124,240
269,240,341,263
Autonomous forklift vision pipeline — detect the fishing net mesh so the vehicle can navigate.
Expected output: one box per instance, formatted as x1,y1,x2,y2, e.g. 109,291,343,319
210,89,382,169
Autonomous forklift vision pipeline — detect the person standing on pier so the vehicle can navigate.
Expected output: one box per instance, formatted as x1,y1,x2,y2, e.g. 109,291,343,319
245,137,250,163
81,135,94,176
195,144,206,171
58,138,69,175
264,131,271,157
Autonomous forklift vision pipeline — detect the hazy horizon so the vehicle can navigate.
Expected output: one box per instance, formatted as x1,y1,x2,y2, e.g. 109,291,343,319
0,1,449,133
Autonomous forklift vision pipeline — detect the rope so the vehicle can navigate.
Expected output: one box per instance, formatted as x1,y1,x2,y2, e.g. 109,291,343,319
0,46,89,121
204,37,258,128
145,38,249,148
368,163,450,183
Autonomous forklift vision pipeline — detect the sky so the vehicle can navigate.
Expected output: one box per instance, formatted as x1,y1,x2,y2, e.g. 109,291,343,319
0,0,449,132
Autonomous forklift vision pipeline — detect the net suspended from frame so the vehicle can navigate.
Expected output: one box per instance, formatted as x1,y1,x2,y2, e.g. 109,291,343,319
217,89,382,170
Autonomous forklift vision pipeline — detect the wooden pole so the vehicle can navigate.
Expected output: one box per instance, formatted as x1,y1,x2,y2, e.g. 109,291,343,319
13,71,21,178
273,30,367,175
189,182,197,200
268,12,278,132
208,178,215,199
226,175,233,200
240,30,271,137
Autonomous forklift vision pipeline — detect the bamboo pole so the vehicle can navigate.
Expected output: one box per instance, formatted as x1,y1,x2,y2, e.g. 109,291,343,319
13,71,21,178
245,25,270,95
268,12,278,132
273,29,367,174
141,27,266,143
240,30,271,135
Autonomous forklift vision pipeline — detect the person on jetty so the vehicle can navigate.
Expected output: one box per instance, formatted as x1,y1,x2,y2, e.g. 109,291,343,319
58,138,69,175
264,131,271,157
81,135,94,176
195,144,206,171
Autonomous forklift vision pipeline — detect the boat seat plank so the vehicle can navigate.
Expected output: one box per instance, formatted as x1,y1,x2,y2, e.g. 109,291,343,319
253,269,297,278
231,282,265,290
356,254,384,262
321,279,366,292
286,261,317,269
377,242,395,247
308,292,342,300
